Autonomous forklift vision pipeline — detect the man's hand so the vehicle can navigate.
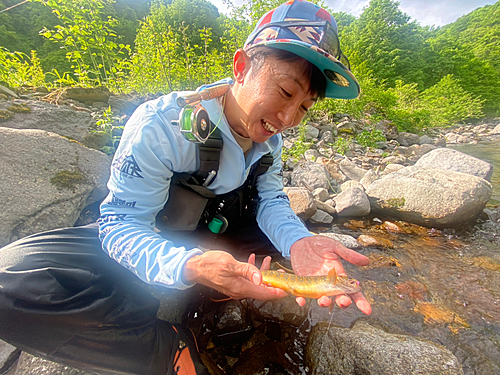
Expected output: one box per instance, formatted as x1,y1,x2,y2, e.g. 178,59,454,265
183,251,288,300
290,235,372,315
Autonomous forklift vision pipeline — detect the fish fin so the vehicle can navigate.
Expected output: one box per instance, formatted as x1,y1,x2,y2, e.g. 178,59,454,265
275,262,294,274
327,268,338,283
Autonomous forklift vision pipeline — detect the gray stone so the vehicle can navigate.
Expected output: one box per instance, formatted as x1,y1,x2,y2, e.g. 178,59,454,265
359,169,379,189
65,87,109,104
380,163,405,176
419,134,433,144
366,166,492,227
312,187,329,202
13,352,95,375
320,130,334,144
304,149,319,161
340,180,363,192
291,161,330,191
306,321,464,375
320,232,361,249
305,125,320,140
415,148,493,181
308,209,334,224
0,127,111,247
283,187,317,221
0,85,18,98
339,158,368,182
0,99,93,142
334,187,371,217
396,132,420,146
491,124,500,134
419,143,437,155
445,132,468,144
314,199,336,215
0,339,18,373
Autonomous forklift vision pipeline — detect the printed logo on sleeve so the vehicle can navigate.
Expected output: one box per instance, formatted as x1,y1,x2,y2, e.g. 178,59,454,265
112,154,144,179
107,194,137,207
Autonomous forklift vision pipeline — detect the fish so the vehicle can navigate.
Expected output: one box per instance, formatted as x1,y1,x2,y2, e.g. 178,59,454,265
260,268,362,298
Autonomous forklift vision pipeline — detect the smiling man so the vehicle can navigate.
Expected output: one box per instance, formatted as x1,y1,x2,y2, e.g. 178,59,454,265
0,1,370,374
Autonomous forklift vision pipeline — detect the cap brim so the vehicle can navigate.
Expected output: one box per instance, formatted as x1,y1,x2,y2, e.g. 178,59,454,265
253,40,360,99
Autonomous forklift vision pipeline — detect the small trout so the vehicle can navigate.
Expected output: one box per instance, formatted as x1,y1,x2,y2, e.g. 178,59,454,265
261,268,361,298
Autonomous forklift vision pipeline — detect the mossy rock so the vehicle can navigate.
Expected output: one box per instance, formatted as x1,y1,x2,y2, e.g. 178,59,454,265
82,132,112,150
7,103,31,113
50,169,86,190
0,110,14,122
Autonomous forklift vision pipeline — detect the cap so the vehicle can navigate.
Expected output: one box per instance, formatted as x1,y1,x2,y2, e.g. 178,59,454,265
244,0,360,99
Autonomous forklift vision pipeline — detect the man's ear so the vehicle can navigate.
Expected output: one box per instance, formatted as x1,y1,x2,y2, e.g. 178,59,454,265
233,48,251,83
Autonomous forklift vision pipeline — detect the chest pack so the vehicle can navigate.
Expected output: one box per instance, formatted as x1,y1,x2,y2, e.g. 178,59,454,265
156,126,273,234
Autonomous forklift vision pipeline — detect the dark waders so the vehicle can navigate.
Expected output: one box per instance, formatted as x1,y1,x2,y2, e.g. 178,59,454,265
0,222,276,375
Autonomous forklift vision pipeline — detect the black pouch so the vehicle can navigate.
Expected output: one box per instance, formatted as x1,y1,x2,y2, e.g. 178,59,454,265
156,174,216,231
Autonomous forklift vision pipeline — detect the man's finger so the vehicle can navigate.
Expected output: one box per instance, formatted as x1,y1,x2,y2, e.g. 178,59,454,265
260,256,272,271
247,253,256,266
334,294,352,308
350,292,372,315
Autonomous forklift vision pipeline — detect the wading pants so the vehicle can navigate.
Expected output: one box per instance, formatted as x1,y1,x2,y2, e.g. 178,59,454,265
0,223,276,375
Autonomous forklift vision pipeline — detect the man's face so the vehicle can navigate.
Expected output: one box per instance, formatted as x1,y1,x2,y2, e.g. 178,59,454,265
227,51,318,143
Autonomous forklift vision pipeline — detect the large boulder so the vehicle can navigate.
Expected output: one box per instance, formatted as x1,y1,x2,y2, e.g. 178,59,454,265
365,166,492,228
306,321,463,375
415,148,493,181
0,127,111,247
0,99,93,142
334,187,371,217
283,187,317,221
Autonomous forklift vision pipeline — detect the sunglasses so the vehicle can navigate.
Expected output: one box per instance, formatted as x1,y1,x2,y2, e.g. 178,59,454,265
246,20,351,70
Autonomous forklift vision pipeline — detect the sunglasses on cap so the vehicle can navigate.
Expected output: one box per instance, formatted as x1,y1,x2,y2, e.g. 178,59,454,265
245,20,351,70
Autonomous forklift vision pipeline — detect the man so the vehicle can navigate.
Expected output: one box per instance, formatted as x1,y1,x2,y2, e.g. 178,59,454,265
0,1,371,374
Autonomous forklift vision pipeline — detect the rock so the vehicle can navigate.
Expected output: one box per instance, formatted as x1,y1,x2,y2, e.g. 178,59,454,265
65,87,109,104
383,155,406,165
108,95,141,115
309,209,334,224
434,137,446,147
419,135,433,144
334,187,371,217
419,143,437,155
283,187,317,221
415,148,493,181
320,232,361,249
13,351,94,375
305,321,464,375
0,127,111,247
312,187,329,202
359,169,379,189
357,234,394,248
0,339,19,373
445,132,468,144
491,124,500,134
339,159,367,182
396,132,420,146
214,300,253,346
283,139,294,149
366,166,492,228
0,99,93,142
320,130,334,144
0,85,18,98
380,163,405,176
305,124,320,140
340,180,363,192
247,296,309,327
314,199,337,215
304,149,319,161
291,161,331,191
321,159,347,185
374,119,399,140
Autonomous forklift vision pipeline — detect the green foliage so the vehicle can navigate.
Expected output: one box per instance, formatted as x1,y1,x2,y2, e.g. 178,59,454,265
356,129,386,148
420,74,484,127
281,123,309,162
0,47,45,87
92,106,123,154
333,136,352,155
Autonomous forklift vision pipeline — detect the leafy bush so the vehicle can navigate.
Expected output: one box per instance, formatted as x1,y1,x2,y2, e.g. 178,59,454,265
419,74,484,127
0,48,45,88
356,129,386,148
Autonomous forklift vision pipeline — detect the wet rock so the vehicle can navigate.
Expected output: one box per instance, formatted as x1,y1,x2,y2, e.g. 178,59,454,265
246,296,309,327
283,187,317,221
0,99,93,142
339,158,367,182
415,148,493,181
305,321,464,375
232,340,289,375
357,234,394,248
0,127,111,247
291,161,330,191
334,187,371,217
320,232,361,249
309,209,334,224
214,300,253,346
366,166,492,228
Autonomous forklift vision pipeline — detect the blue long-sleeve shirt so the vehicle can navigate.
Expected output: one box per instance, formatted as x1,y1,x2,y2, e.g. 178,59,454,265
98,80,313,290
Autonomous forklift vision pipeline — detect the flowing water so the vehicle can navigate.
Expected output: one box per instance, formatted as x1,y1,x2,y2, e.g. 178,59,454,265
185,142,500,374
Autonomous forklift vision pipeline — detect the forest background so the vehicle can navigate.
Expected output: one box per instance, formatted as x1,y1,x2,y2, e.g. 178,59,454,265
1,0,499,135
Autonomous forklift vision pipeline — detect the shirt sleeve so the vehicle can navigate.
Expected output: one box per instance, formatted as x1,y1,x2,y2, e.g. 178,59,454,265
255,137,313,257
98,95,203,290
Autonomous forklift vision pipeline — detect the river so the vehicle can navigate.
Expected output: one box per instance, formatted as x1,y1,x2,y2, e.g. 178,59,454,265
184,142,500,375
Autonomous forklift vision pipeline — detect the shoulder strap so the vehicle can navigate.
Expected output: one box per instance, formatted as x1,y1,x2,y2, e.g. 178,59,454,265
194,125,223,182
250,152,273,187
